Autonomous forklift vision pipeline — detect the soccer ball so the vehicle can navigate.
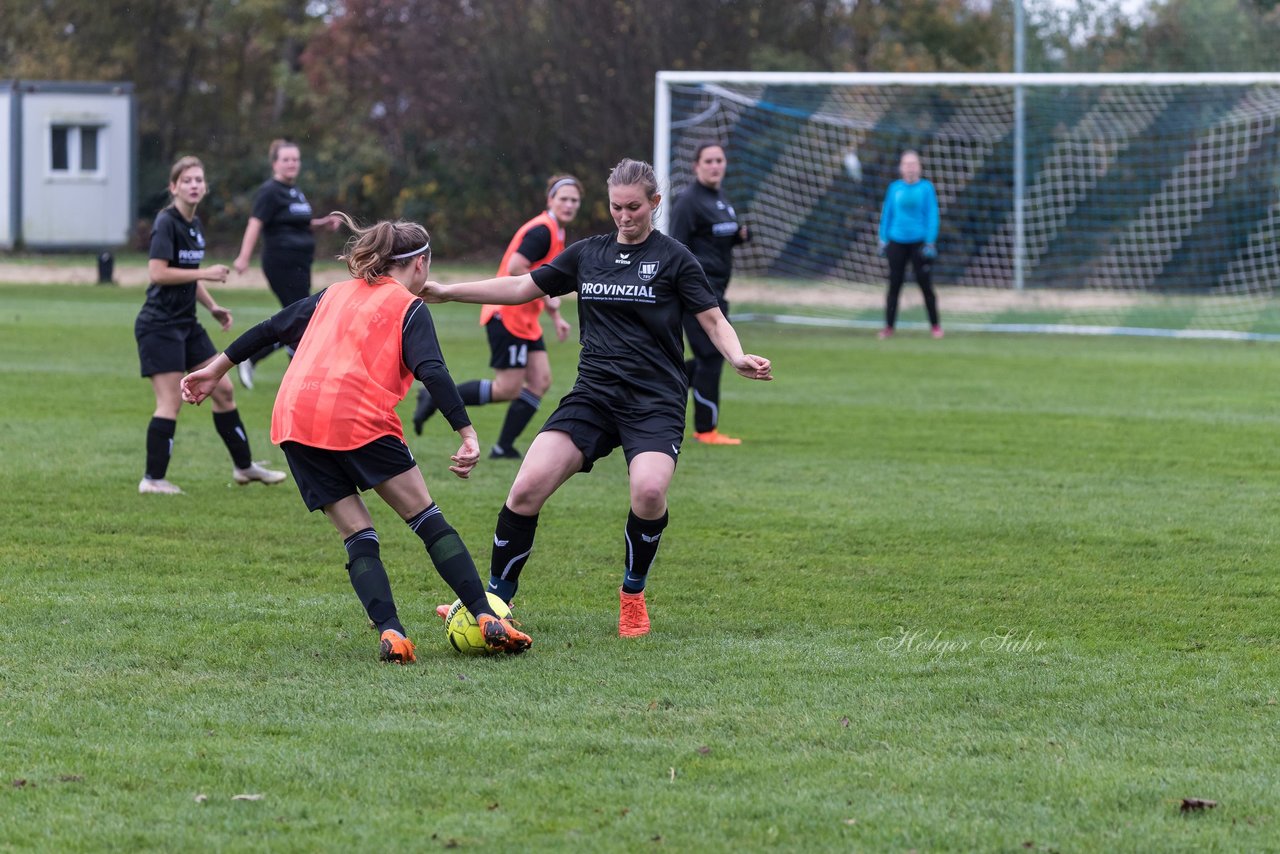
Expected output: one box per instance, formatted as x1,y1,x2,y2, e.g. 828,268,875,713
444,592,513,655
842,150,863,182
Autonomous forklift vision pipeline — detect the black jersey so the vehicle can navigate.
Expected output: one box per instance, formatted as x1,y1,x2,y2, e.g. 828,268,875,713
514,224,552,265
136,206,207,327
668,182,744,292
252,179,316,257
225,288,470,430
531,230,717,406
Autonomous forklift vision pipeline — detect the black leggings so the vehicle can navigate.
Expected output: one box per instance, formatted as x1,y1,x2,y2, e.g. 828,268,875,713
682,294,728,433
250,250,313,364
885,241,939,329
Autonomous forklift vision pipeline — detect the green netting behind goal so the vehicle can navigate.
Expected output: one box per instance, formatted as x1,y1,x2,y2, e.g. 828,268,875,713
657,73,1280,339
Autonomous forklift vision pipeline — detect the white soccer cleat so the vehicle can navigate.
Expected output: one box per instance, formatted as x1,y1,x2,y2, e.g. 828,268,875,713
233,462,287,485
138,477,184,495
237,360,255,390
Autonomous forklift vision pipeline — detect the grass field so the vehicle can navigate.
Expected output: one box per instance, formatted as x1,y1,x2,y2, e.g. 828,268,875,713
1,280,1278,851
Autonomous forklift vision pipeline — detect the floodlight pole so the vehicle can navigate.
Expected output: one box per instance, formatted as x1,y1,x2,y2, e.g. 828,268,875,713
1014,0,1027,292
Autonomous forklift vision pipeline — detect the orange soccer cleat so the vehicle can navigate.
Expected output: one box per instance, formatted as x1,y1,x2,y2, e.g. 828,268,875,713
692,429,742,446
618,588,651,638
478,614,532,655
378,629,416,664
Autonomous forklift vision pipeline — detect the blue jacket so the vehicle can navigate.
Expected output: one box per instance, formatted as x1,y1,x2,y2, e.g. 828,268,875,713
879,179,939,245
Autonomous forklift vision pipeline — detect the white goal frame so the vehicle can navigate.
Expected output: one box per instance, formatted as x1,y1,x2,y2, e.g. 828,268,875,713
654,71,1280,339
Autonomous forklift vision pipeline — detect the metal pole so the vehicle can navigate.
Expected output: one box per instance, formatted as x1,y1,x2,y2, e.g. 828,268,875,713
1013,0,1026,291
653,73,672,234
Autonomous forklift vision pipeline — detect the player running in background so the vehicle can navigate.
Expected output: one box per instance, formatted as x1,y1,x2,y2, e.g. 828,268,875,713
412,174,581,459
134,155,286,495
669,142,751,445
421,158,772,638
232,139,341,389
877,149,943,339
181,214,532,662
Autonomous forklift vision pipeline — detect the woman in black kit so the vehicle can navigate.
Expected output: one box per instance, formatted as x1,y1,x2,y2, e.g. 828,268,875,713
134,155,286,495
232,139,340,389
421,158,772,638
669,142,750,445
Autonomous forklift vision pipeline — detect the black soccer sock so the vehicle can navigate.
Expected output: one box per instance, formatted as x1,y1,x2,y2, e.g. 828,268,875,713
144,416,177,480
344,528,405,635
406,504,492,618
212,409,253,470
496,390,540,450
488,504,539,603
457,379,493,407
622,509,669,594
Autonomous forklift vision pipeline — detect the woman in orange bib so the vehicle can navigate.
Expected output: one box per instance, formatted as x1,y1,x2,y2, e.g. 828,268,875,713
412,174,581,460
181,214,532,662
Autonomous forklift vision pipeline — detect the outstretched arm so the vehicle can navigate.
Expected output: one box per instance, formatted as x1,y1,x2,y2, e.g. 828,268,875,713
694,307,772,381
420,274,544,306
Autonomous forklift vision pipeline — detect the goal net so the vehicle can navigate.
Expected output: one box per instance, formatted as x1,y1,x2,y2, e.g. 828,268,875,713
654,72,1280,340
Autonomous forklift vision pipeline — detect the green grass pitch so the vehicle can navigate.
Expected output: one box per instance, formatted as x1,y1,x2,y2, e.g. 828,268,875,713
1,280,1277,851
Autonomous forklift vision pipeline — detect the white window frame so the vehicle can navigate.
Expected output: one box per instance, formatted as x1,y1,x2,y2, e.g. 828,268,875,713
48,122,107,179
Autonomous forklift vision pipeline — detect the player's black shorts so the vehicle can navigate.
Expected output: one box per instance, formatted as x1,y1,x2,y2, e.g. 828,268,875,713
281,435,417,511
134,318,217,377
540,386,684,473
486,315,546,370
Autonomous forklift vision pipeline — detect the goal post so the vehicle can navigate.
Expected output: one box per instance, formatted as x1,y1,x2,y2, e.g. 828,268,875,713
654,71,1280,340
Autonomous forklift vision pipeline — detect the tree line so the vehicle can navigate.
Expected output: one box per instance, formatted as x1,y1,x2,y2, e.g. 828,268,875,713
2,0,1277,256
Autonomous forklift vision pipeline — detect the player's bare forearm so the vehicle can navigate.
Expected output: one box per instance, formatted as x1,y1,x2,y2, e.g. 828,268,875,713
422,275,540,306
696,306,772,381
696,306,745,362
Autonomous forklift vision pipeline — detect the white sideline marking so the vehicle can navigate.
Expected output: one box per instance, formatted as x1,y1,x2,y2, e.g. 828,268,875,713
731,313,1280,342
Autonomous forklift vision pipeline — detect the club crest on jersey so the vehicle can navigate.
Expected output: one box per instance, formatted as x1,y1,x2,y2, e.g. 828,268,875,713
638,261,659,281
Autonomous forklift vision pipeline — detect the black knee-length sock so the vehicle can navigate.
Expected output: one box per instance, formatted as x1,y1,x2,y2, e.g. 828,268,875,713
457,379,493,407
496,390,540,450
488,504,539,604
405,504,492,618
212,409,253,469
144,416,177,480
622,510,669,594
344,528,405,636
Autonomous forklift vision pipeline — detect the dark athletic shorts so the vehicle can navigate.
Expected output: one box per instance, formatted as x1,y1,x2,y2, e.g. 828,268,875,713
486,315,546,370
135,319,217,377
540,386,684,473
281,435,417,511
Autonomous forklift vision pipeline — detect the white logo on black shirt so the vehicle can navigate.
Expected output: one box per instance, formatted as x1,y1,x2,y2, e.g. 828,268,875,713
615,252,632,266
581,282,656,302
638,261,659,281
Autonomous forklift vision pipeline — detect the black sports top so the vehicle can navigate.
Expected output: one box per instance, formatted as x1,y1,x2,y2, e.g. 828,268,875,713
137,206,207,327
251,179,316,257
532,230,718,407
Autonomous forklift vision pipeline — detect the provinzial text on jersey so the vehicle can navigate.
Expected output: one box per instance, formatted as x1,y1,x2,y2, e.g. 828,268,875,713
580,282,656,301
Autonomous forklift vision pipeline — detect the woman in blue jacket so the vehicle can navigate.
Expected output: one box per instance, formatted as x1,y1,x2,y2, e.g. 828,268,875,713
877,150,942,339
